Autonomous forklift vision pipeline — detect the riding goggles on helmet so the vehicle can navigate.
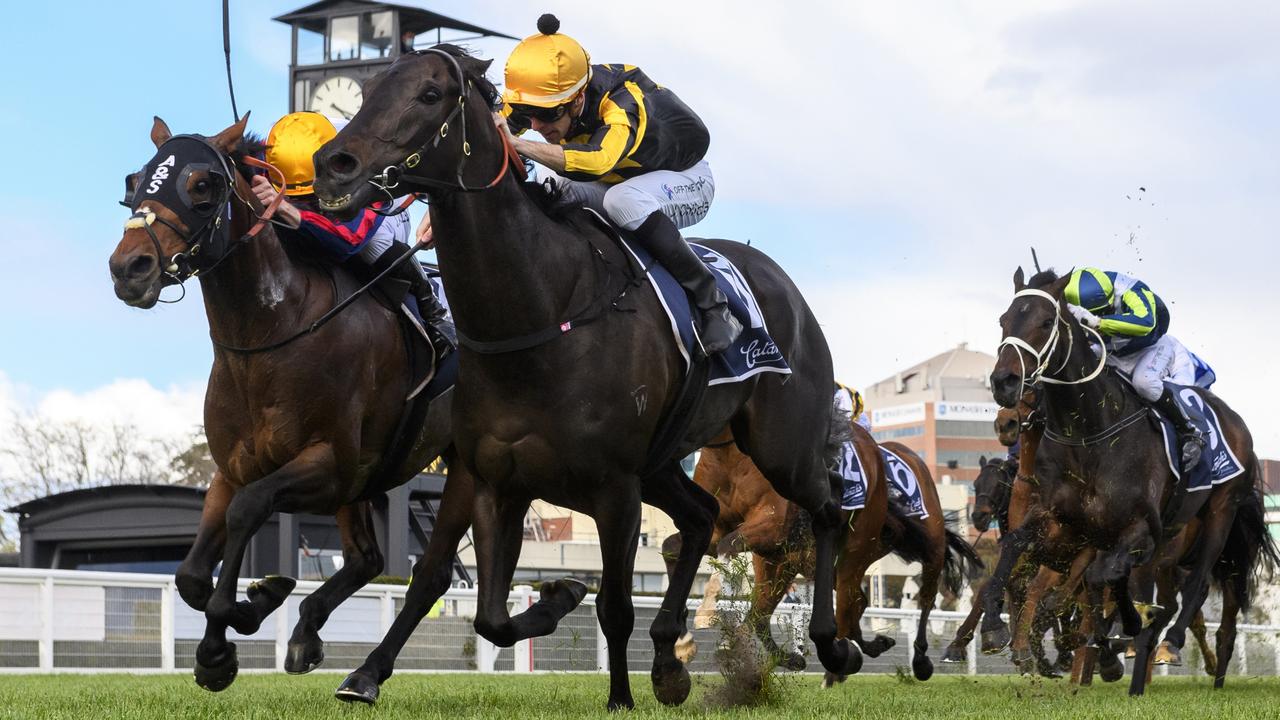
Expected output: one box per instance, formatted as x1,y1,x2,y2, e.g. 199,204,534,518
506,102,571,131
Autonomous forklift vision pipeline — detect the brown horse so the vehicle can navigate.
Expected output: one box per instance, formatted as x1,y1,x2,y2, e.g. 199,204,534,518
664,420,980,685
986,267,1274,695
314,46,858,710
108,116,465,691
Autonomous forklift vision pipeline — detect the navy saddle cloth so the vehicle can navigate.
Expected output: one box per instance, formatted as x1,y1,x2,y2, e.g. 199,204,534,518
1156,383,1243,491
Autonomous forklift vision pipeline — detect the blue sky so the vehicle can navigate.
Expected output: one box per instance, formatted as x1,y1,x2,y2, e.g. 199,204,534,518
1,1,1277,456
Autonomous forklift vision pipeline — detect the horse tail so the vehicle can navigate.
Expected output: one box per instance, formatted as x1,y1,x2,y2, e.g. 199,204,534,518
825,395,855,461
880,507,931,566
1213,473,1280,611
942,525,985,595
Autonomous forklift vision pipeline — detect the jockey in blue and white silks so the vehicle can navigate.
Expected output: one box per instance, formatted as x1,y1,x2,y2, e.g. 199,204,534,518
1064,267,1207,470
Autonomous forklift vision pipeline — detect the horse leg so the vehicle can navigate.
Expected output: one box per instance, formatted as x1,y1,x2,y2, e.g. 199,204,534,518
1213,572,1243,689
594,486,643,711
910,537,945,681
1191,609,1217,676
336,461,474,705
1069,592,1098,686
943,579,986,663
1011,567,1055,674
175,471,232,612
1158,509,1236,671
641,464,717,706
823,545,880,688
979,521,1037,653
749,551,806,671
470,484,586,649
286,501,383,674
195,446,338,691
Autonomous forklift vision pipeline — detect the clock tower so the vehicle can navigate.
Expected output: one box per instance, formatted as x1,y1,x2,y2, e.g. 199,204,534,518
273,1,516,121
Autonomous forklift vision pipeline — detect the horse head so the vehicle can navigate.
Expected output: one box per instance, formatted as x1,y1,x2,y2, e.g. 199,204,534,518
971,455,1016,532
994,386,1041,446
990,267,1073,407
109,115,252,308
314,45,501,219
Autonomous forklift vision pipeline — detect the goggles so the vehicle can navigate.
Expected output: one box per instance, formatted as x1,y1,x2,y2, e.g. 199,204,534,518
507,102,570,131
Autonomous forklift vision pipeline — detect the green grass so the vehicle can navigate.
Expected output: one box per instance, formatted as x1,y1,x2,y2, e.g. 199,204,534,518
0,672,1277,720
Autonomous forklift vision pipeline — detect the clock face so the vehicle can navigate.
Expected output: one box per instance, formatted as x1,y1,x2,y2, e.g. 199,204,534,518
310,76,363,120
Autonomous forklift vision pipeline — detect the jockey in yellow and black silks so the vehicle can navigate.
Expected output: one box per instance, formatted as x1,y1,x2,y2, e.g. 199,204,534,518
495,14,740,353
1063,267,1205,469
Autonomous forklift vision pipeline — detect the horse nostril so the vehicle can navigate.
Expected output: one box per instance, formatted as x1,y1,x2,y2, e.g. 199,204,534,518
325,149,361,180
126,253,156,280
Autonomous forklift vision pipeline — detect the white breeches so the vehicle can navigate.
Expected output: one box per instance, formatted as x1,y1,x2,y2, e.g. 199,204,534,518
552,160,715,230
1107,334,1196,402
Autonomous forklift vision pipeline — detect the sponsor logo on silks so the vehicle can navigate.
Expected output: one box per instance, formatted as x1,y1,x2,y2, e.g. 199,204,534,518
739,339,782,369
146,155,176,194
661,183,675,199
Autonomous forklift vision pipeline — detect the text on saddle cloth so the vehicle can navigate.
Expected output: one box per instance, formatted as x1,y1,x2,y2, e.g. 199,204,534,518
1156,382,1244,491
617,238,792,385
837,443,929,519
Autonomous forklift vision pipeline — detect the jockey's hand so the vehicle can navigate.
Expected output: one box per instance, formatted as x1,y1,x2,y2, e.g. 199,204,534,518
250,175,300,228
1067,304,1101,328
416,213,435,249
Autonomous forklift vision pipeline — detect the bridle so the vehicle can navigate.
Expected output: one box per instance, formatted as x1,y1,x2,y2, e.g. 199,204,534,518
364,48,523,205
997,288,1107,400
122,134,285,294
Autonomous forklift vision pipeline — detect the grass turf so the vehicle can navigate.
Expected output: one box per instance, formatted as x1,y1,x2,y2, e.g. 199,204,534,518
0,672,1276,720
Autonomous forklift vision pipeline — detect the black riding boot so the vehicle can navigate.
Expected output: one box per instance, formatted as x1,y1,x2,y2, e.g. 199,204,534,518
633,211,742,354
379,244,455,357
1153,386,1205,472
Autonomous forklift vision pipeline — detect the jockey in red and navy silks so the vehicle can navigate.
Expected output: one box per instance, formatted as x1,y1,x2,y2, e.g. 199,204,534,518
1064,267,1206,470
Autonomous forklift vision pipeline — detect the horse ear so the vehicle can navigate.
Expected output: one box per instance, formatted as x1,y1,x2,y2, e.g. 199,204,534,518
1013,267,1025,291
978,455,987,467
478,58,493,73
210,112,251,154
151,116,172,148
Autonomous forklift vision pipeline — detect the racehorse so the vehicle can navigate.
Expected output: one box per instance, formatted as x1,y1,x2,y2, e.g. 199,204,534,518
665,420,981,685
985,267,1273,695
108,116,466,691
313,45,858,710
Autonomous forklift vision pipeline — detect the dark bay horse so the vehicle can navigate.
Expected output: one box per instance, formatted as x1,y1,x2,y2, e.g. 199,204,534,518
314,46,856,710
986,267,1273,695
665,419,981,685
108,116,467,691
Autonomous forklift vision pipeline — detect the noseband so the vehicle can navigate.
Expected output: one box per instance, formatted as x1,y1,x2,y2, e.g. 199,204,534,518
997,288,1107,400
122,134,285,290
365,48,523,204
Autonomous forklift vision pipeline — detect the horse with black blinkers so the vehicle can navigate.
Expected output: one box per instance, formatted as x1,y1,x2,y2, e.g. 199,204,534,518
108,115,466,692
313,45,859,710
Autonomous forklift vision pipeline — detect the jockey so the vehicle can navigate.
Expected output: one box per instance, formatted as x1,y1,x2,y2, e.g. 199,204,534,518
251,112,455,358
492,14,741,353
835,383,872,431
1063,267,1204,470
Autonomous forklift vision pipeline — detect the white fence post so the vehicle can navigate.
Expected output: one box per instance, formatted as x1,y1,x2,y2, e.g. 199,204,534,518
381,588,395,636
595,597,608,672
904,617,915,668
38,576,54,671
161,580,175,671
274,590,290,672
1237,633,1247,675
513,586,535,672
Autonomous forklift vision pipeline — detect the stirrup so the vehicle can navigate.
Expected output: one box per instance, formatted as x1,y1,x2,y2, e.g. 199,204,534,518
698,305,742,355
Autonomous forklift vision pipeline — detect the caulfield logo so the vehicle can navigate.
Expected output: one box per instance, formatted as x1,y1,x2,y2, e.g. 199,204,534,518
739,339,782,369
146,155,176,194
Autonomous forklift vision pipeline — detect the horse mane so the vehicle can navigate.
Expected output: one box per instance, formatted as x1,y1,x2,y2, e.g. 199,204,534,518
1026,268,1060,289
230,132,268,180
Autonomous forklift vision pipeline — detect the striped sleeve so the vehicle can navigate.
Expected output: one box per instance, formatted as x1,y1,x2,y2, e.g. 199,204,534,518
1097,286,1158,337
295,205,386,259
562,86,644,180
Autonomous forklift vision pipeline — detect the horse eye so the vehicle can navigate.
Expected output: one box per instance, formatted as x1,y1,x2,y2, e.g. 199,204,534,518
195,180,210,194
419,88,443,104
1040,318,1054,329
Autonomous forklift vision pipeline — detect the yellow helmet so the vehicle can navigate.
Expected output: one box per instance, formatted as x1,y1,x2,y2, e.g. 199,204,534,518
503,14,591,108
265,112,337,197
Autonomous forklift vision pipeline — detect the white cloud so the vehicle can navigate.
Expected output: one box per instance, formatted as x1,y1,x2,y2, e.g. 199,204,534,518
0,372,205,444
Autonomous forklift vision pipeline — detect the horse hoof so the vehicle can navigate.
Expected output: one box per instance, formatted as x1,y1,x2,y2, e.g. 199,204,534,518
674,631,697,665
1099,654,1124,683
285,638,324,675
1203,652,1218,677
1152,641,1182,667
912,654,934,681
606,695,636,712
862,634,896,658
175,574,213,612
1123,643,1136,659
1011,648,1034,674
335,672,380,705
194,643,239,692
1054,653,1074,675
778,651,807,672
840,639,864,675
651,657,691,707
821,671,848,688
1037,658,1062,679
981,625,1011,655
247,575,297,612
941,644,967,664
543,578,589,614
